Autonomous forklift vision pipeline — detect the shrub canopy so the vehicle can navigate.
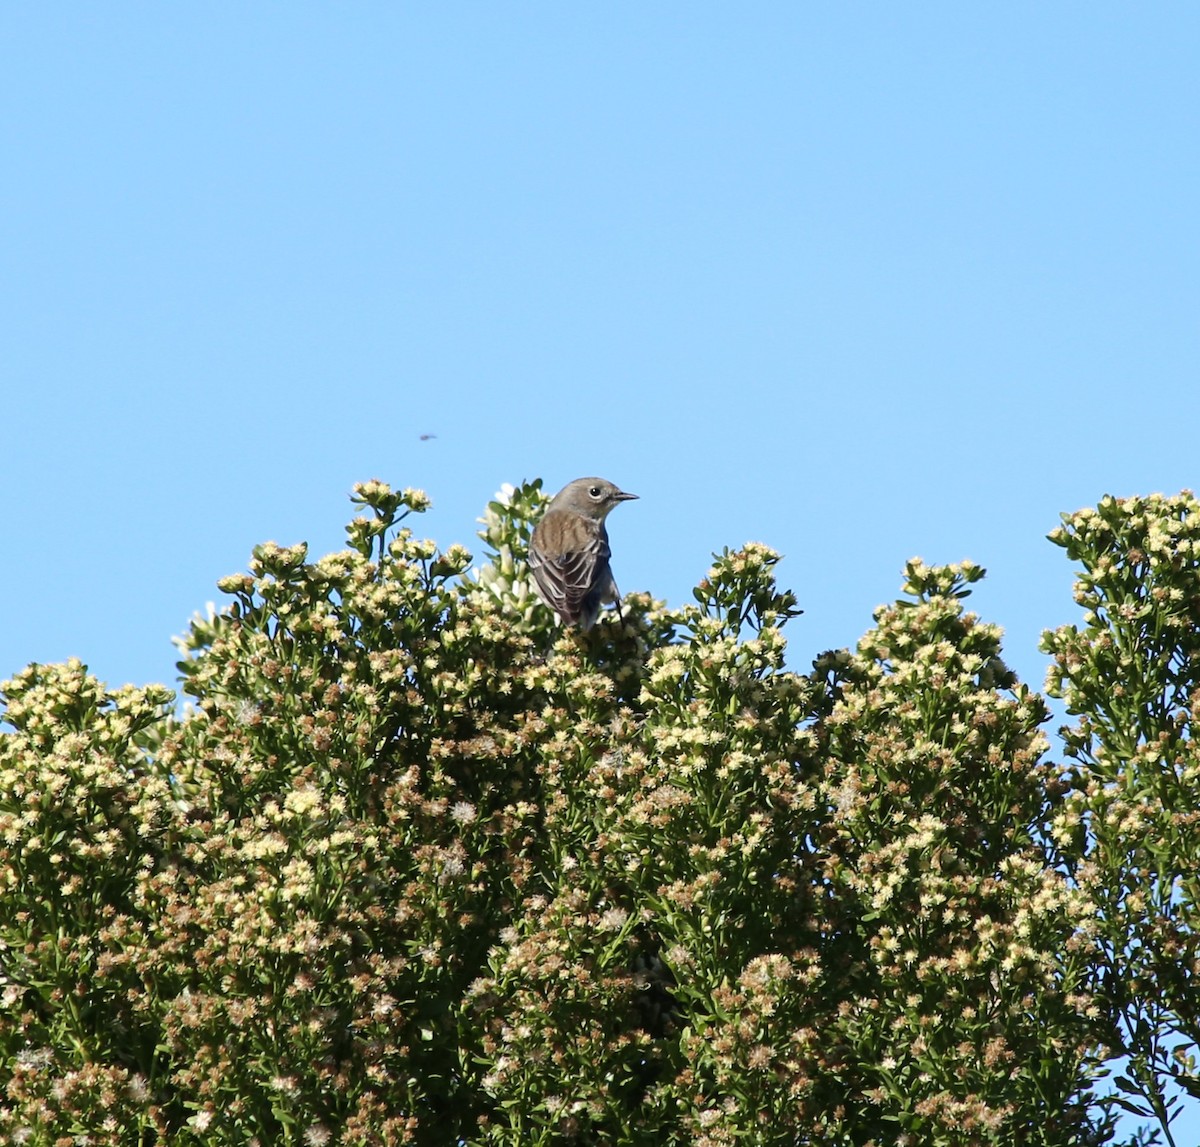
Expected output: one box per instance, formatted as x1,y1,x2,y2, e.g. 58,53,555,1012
3,481,1200,1146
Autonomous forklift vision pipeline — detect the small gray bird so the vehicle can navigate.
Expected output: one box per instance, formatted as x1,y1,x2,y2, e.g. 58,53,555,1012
529,477,638,630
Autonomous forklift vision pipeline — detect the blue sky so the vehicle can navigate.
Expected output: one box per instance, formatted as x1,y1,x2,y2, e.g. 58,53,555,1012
2,5,1198,1138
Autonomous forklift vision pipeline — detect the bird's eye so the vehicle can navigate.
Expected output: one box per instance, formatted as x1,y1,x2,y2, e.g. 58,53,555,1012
589,486,602,498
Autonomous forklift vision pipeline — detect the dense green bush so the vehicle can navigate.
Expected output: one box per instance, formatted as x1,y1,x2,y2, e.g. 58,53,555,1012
2,481,1199,1145
1043,493,1200,1141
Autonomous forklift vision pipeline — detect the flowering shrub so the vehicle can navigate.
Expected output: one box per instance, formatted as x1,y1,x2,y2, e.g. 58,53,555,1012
2,480,1189,1144
1044,491,1200,1138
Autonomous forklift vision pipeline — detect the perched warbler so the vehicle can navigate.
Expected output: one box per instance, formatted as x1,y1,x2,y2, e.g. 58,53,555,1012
528,477,638,630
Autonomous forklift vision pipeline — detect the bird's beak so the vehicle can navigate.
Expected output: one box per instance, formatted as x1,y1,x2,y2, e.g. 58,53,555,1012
616,491,639,501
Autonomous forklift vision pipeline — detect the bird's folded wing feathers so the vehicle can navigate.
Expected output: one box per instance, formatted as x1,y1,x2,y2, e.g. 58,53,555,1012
529,529,611,620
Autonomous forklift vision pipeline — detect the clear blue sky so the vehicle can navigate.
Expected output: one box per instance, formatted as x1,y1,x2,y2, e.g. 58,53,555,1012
2,6,1197,1139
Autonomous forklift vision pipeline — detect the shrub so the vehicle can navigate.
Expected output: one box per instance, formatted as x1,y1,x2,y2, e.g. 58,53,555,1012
1,480,1165,1145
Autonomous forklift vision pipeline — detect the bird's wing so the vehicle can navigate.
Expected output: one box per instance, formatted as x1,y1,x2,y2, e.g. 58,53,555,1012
529,516,611,623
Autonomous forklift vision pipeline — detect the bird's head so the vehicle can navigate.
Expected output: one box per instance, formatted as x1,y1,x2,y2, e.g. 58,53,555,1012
548,477,638,520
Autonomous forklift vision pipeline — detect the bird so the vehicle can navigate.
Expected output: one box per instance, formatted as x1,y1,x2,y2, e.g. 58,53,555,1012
528,477,638,630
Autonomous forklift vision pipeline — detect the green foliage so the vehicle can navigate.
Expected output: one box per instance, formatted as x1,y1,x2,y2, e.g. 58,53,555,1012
1043,491,1200,1144
0,663,177,1143
2,479,1188,1145
813,559,1100,1144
